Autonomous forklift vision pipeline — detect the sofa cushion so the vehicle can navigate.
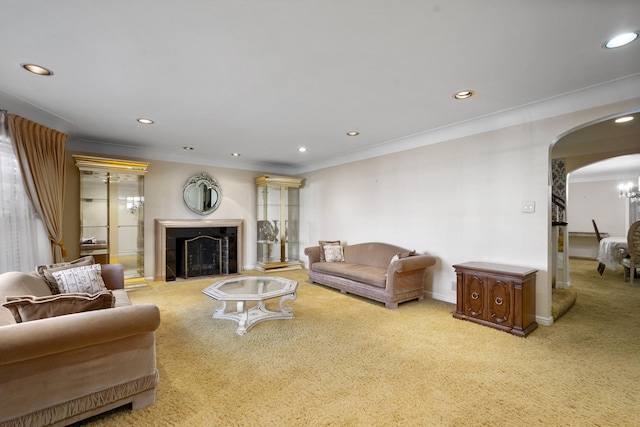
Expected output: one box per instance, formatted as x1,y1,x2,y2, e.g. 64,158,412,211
311,262,387,288
2,290,115,323
36,256,95,294
52,264,108,294
319,240,343,262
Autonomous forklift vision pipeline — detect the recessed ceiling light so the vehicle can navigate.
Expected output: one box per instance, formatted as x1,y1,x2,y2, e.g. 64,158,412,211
454,90,474,100
21,63,53,76
231,152,241,157
614,116,634,123
604,32,639,48
297,147,307,152
346,131,360,136
183,146,194,151
137,118,154,124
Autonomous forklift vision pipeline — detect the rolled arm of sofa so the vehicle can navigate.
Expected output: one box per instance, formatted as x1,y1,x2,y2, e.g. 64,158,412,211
101,263,125,290
0,303,160,365
304,246,321,265
390,254,437,273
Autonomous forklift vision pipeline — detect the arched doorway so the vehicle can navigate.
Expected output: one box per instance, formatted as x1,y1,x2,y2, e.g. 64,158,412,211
549,110,639,317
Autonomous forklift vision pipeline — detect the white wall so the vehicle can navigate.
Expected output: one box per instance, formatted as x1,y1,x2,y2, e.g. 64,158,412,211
567,179,629,258
568,180,628,236
143,160,264,274
137,98,638,325
298,99,639,325
300,121,552,315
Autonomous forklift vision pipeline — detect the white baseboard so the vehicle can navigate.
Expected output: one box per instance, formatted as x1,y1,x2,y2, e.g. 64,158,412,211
536,315,554,326
425,291,456,304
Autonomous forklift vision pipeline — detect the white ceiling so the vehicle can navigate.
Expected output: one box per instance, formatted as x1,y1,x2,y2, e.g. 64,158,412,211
569,154,640,183
554,112,640,183
0,1,639,175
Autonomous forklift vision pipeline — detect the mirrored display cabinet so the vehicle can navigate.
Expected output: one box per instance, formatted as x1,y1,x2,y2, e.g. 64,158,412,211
74,155,149,286
255,175,304,272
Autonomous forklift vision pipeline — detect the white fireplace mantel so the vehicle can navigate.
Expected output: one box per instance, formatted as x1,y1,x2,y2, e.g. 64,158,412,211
154,218,244,281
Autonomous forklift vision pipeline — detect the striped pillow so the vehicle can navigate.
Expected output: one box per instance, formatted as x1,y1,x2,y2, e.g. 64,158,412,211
52,264,108,294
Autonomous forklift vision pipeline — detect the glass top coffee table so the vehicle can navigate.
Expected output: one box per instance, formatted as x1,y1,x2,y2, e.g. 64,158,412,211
202,276,298,335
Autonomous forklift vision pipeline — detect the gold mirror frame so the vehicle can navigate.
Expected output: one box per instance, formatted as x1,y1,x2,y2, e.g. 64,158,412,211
183,172,222,215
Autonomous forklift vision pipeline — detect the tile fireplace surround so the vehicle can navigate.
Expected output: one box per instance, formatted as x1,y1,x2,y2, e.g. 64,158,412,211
154,219,244,281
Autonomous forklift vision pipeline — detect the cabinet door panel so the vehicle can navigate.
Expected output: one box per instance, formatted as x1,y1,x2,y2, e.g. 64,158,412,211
487,279,512,326
464,275,484,319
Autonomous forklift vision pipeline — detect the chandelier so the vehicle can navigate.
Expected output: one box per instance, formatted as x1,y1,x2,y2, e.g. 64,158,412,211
126,196,143,214
619,177,640,200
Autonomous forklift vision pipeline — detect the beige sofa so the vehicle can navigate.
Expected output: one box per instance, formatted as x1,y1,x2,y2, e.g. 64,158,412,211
0,264,161,427
304,242,437,308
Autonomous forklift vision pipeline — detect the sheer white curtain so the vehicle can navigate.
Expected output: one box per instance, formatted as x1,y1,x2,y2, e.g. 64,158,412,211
0,110,50,273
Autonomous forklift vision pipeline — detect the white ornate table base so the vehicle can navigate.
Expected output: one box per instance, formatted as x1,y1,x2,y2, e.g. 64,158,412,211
213,294,296,335
202,276,298,335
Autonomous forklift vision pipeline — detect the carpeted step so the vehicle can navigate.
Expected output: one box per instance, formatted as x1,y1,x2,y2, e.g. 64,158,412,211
552,287,577,320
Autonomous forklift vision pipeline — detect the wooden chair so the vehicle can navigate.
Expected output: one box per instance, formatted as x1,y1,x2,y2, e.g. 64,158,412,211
592,219,606,275
621,220,640,285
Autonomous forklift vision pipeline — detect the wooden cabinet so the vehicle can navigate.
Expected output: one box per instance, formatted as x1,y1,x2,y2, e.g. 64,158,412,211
453,262,538,337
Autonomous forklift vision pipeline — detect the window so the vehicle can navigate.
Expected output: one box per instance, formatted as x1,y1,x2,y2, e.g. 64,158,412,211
0,112,50,272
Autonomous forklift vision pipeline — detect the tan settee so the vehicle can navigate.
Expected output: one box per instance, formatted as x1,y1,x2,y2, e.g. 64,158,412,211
0,264,161,427
304,242,437,308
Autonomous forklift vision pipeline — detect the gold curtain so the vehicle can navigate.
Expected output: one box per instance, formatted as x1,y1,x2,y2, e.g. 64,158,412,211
8,114,67,263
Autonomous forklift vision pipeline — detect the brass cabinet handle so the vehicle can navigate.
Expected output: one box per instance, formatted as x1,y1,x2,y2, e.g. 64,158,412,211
495,297,503,306
471,292,479,300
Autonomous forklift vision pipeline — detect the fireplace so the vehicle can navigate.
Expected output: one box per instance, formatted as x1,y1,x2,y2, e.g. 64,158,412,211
154,219,244,281
179,235,228,278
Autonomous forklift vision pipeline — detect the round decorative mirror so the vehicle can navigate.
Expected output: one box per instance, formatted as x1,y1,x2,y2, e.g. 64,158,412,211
183,172,222,215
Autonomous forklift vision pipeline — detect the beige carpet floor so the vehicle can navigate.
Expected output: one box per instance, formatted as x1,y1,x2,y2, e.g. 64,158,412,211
77,258,639,426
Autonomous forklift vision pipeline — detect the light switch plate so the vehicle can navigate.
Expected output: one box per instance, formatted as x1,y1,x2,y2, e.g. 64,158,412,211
521,201,535,213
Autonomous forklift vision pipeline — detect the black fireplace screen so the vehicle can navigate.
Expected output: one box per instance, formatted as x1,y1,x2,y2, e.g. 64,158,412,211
166,227,237,281
181,236,230,279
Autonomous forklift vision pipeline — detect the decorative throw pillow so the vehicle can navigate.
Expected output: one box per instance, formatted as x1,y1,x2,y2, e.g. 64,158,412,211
52,264,108,294
2,291,115,323
36,256,95,294
319,240,344,263
319,240,339,262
